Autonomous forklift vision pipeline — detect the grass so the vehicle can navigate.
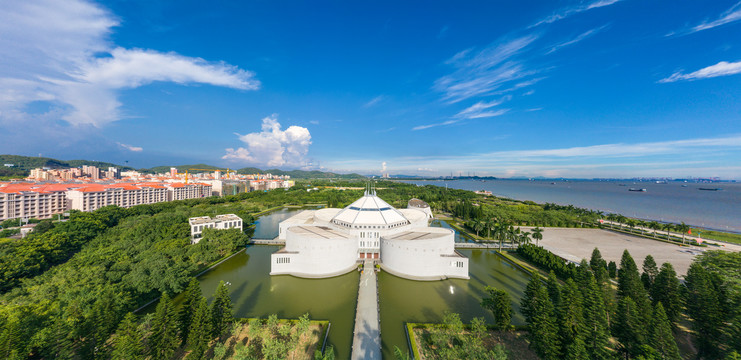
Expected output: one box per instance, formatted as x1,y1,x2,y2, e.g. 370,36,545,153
691,227,741,245
175,318,327,360
409,325,538,360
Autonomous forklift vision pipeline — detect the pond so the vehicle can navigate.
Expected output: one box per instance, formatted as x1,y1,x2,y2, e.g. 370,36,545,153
190,208,532,359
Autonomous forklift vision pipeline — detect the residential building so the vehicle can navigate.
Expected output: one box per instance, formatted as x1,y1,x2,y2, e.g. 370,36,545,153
188,214,243,243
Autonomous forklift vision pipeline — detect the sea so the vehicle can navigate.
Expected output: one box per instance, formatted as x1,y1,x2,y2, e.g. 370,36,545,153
403,179,741,233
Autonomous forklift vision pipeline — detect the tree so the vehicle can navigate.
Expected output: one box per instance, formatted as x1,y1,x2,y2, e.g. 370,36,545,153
149,293,180,360
677,222,690,245
608,261,617,279
684,262,723,358
650,302,681,360
187,297,211,360
210,281,234,340
481,286,511,330
614,296,646,358
531,227,543,246
582,274,611,360
179,278,203,344
521,276,560,360
618,250,651,314
641,255,658,291
111,313,144,360
546,271,561,309
650,263,681,325
558,279,588,360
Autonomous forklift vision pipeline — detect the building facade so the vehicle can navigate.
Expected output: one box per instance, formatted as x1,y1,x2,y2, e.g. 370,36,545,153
271,191,469,280
189,214,243,243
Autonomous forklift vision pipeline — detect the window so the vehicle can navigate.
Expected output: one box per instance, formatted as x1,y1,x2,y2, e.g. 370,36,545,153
277,257,290,264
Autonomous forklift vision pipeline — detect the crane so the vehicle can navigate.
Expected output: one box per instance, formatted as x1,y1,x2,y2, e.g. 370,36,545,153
184,168,235,184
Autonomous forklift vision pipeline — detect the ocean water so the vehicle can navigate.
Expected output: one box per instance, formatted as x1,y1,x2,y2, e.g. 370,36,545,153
405,180,741,233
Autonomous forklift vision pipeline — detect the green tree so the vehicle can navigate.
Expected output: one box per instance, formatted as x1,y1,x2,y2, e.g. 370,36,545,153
111,313,144,360
650,302,681,360
531,227,543,246
187,297,211,360
546,271,561,309
210,280,234,340
641,255,659,291
650,263,681,325
582,274,612,360
481,286,511,330
684,262,723,358
558,279,588,360
608,261,617,279
179,278,203,343
521,276,559,360
618,250,651,318
614,296,646,358
149,293,180,360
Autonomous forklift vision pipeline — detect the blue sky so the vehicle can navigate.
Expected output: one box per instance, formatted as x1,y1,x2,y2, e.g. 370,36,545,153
1,0,741,178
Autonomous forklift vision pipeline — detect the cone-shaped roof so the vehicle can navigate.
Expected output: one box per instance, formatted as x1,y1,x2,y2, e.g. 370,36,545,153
331,193,409,226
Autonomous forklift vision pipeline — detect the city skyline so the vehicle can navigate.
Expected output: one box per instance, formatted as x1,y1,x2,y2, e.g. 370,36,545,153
1,0,741,178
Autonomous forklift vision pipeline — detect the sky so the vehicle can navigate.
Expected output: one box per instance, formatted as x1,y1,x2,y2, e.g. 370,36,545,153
1,0,741,179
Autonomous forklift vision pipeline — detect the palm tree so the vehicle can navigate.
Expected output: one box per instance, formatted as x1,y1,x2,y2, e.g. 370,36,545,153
471,219,483,237
626,219,636,234
485,218,497,240
662,223,673,241
520,231,531,245
677,222,690,245
648,221,660,239
532,227,543,246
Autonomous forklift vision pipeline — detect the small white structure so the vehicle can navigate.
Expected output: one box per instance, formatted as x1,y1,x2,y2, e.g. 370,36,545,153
189,214,243,243
271,189,468,280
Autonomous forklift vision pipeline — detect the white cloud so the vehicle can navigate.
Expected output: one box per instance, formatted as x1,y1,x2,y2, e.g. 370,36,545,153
455,96,511,119
381,162,387,172
691,1,741,33
223,115,312,167
434,35,538,103
363,95,385,108
117,142,143,152
322,135,741,178
531,0,622,28
412,119,459,131
547,25,608,54
660,60,741,83
0,0,259,128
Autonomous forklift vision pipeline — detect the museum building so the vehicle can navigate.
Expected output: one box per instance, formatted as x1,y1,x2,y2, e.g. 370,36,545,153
270,189,469,280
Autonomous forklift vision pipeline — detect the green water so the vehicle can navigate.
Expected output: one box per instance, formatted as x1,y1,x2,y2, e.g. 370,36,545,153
183,208,530,359
378,249,531,359
197,245,359,359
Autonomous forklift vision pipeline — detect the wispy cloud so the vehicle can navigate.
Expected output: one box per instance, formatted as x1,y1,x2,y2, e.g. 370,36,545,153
412,120,459,131
531,0,622,28
455,96,511,119
362,95,384,108
434,35,538,103
690,1,741,33
547,25,608,54
0,0,259,128
117,142,143,152
324,135,741,178
659,60,741,82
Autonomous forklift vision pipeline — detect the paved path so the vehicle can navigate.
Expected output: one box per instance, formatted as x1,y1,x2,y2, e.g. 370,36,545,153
454,242,513,249
351,260,381,360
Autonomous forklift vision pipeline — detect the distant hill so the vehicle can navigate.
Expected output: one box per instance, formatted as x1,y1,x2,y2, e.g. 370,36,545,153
0,155,365,180
144,164,364,179
144,164,224,174
0,155,136,176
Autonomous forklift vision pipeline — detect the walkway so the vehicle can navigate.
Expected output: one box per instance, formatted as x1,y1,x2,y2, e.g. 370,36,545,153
454,242,513,249
351,259,381,360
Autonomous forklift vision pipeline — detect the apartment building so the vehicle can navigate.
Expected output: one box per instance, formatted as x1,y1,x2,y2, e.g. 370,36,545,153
188,214,243,243
0,185,69,220
165,183,212,201
65,184,169,212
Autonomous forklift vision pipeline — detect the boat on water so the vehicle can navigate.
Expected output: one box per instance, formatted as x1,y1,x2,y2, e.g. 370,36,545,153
681,185,688,187
698,187,722,191
628,188,647,192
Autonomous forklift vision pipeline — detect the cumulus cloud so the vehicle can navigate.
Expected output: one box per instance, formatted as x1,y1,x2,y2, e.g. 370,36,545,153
660,60,741,83
0,0,259,128
223,115,312,167
381,162,387,172
117,142,143,152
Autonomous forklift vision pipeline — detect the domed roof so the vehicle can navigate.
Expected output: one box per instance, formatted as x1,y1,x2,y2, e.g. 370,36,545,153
331,193,409,227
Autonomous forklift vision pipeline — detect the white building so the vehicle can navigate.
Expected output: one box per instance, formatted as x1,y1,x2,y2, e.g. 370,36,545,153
271,190,469,280
189,214,243,243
